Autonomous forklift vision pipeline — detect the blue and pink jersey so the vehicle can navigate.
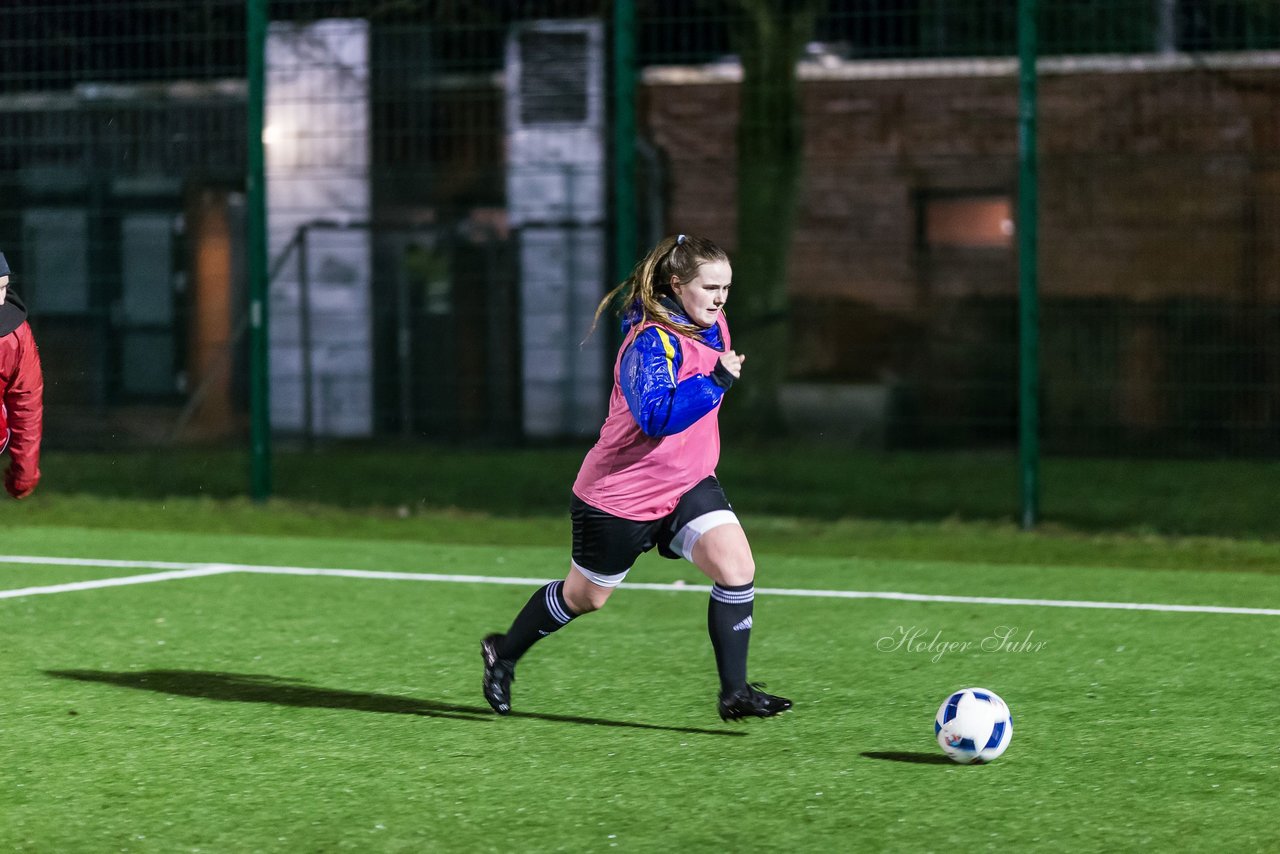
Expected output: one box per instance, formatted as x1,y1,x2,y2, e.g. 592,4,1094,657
573,311,731,520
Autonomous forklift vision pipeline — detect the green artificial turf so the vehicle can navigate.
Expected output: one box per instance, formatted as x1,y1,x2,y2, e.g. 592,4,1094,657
24,445,1280,539
3,524,1278,851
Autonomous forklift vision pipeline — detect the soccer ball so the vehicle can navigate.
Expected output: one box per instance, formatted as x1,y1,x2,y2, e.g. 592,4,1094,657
934,687,1013,764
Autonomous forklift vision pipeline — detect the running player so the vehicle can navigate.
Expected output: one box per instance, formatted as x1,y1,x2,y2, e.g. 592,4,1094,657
481,234,791,721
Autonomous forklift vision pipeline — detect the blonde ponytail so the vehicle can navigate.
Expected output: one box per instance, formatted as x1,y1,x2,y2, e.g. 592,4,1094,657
586,234,728,341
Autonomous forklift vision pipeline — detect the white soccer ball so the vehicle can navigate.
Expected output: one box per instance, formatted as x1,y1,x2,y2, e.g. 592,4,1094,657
934,687,1013,764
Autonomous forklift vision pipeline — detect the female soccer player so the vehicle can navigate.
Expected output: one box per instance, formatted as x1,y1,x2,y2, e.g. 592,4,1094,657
481,234,791,721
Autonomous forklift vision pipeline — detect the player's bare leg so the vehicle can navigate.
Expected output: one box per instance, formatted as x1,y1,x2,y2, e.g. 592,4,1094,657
562,564,618,614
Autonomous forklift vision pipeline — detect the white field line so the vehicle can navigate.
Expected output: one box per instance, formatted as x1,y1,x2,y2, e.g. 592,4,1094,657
0,565,236,600
1,554,1278,616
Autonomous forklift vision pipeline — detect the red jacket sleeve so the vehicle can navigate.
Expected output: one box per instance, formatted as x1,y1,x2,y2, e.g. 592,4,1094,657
1,322,44,485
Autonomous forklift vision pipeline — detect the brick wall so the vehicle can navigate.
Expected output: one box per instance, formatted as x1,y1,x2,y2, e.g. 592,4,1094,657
643,59,1279,307
641,57,1280,450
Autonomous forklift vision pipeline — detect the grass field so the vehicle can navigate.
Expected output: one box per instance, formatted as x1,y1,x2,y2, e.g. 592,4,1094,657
23,445,1280,538
5,508,1279,851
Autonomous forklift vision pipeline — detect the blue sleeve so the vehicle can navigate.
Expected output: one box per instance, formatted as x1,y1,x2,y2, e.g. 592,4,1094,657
620,327,730,438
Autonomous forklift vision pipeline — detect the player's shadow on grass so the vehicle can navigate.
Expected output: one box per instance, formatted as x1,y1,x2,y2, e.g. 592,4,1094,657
44,669,744,738
860,751,955,765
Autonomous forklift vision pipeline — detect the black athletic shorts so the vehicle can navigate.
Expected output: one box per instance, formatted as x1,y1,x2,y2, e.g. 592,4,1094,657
570,475,739,586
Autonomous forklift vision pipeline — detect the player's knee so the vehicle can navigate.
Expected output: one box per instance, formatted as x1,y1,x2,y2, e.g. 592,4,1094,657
564,583,610,614
692,524,755,587
717,556,756,587
707,543,755,586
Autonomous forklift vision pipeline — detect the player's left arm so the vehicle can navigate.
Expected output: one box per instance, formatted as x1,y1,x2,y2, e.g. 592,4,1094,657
621,327,734,437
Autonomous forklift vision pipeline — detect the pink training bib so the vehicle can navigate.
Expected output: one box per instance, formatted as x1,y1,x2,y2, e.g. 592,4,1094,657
573,315,730,521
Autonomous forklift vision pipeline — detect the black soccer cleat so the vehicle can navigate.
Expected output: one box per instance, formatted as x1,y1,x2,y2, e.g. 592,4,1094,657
718,683,793,721
481,633,516,715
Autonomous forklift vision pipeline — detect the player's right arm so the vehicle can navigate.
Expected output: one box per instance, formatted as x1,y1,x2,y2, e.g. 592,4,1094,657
620,326,735,438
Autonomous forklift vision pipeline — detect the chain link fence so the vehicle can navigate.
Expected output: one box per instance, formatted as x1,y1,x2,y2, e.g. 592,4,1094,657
1,1,1277,465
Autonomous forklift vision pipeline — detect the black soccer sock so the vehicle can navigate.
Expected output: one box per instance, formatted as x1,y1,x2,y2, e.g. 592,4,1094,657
708,581,754,696
496,580,578,662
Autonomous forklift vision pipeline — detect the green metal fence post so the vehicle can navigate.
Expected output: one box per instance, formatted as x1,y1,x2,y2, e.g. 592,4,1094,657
612,0,638,290
246,0,272,500
1017,0,1040,529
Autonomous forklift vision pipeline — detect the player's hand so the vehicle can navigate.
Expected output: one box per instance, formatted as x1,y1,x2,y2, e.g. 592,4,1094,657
718,350,745,379
5,467,38,500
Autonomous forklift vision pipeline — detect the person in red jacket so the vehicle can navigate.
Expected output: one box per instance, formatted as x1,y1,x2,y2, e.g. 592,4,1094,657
0,252,43,499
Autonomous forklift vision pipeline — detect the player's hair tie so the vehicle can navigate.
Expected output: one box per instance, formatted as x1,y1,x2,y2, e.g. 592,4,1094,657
676,234,686,245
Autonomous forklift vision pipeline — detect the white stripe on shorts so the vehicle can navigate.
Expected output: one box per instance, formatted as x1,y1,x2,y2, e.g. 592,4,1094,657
571,558,629,589
670,509,740,562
